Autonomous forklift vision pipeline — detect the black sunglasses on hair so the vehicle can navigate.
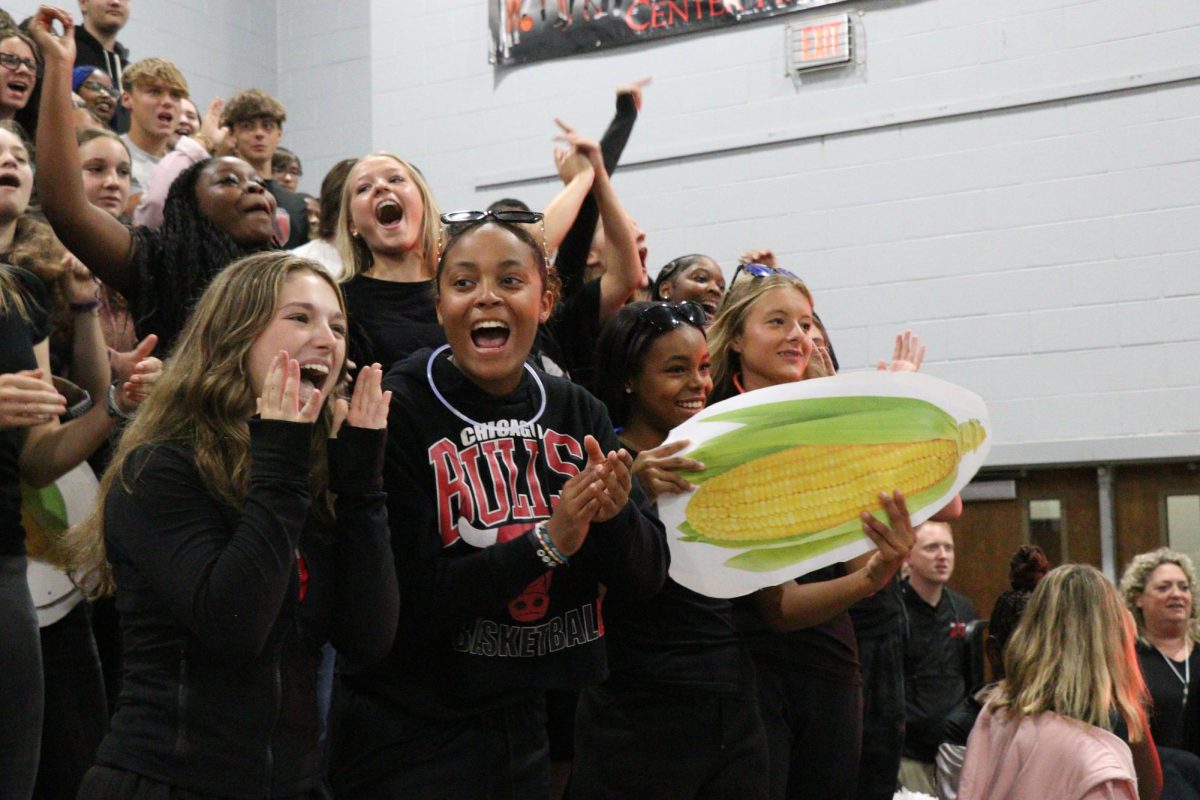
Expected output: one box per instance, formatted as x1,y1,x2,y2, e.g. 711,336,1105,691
730,262,798,288
441,209,544,225
636,301,707,335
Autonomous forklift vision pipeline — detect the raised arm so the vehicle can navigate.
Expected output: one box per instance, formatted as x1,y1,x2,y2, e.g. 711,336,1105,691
555,83,642,297
556,123,644,323
542,145,594,253
30,7,135,294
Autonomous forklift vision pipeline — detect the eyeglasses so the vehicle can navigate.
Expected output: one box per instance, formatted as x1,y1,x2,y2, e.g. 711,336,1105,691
80,80,117,97
636,301,707,336
0,53,37,74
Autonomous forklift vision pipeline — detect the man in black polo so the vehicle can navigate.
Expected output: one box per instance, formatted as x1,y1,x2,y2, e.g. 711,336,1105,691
899,521,977,795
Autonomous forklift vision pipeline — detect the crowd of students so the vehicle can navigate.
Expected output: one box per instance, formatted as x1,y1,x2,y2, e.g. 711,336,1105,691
1,3,1197,800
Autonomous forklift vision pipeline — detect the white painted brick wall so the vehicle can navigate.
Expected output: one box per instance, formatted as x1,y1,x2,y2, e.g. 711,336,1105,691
9,0,1199,466
362,0,1200,467
276,0,372,195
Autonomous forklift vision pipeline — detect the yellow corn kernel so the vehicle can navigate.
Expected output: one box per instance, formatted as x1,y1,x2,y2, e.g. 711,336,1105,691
686,439,959,543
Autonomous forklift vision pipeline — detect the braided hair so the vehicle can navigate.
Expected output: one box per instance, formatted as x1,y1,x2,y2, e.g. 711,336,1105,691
146,158,270,345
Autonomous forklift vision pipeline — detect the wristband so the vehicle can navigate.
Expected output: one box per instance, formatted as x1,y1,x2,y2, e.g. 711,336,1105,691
69,298,101,314
532,524,568,568
105,382,134,420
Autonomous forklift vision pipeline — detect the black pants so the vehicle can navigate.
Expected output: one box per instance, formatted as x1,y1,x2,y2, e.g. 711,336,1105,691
755,660,862,800
570,684,769,800
35,600,109,800
855,631,905,800
327,681,550,800
0,555,44,800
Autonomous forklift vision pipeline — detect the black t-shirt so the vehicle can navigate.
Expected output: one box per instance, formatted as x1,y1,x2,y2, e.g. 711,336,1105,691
733,564,862,686
600,447,748,695
1139,641,1200,752
850,576,904,638
342,275,445,373
1,267,50,555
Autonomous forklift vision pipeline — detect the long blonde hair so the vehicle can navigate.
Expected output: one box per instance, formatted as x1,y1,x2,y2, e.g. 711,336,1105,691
61,253,346,598
1119,547,1200,644
989,564,1149,741
707,272,814,400
335,153,441,281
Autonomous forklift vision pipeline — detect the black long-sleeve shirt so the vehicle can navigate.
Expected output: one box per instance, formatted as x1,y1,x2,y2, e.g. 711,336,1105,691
96,420,398,798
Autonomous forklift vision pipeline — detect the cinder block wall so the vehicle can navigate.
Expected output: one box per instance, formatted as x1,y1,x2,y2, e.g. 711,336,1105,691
10,0,1199,466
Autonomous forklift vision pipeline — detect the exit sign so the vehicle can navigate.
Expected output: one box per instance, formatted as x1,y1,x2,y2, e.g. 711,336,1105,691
788,13,853,72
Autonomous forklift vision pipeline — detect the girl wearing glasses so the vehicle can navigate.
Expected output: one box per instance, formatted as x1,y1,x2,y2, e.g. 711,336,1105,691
327,211,667,799
0,30,38,125
706,272,918,800
73,66,116,128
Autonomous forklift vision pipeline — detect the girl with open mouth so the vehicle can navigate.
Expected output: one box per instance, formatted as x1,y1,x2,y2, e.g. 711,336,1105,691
0,29,38,126
61,252,399,799
326,211,667,799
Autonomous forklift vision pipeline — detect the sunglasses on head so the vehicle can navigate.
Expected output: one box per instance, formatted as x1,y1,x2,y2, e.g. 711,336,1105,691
441,209,544,226
636,301,707,336
438,209,548,259
730,262,798,288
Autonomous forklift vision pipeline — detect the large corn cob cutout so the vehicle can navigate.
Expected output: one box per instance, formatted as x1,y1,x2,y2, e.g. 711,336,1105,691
678,396,986,571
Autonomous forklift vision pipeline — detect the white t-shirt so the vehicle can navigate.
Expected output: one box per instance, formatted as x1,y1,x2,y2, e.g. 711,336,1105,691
291,238,344,280
120,134,162,195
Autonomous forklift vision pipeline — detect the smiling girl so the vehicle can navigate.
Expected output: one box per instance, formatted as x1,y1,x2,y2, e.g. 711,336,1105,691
328,212,667,799
32,7,278,352
707,271,919,800
63,252,399,799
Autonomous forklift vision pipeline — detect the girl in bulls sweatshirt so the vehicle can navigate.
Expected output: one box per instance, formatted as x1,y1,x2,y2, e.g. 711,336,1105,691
328,210,668,799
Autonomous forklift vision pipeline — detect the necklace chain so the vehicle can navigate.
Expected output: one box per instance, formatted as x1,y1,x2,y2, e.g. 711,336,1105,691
1160,643,1192,708
425,344,547,428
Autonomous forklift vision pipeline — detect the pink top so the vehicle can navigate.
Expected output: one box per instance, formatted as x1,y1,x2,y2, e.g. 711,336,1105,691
132,135,209,229
959,706,1137,800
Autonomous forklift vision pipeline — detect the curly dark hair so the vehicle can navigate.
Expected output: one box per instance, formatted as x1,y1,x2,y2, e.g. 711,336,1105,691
143,158,269,346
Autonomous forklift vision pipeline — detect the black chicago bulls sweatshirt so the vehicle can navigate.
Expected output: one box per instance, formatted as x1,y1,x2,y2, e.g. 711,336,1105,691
340,346,668,719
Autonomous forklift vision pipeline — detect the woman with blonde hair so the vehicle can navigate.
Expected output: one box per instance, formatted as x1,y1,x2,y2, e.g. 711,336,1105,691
63,251,400,798
705,268,927,800
959,564,1162,800
336,151,447,371
1121,549,1200,765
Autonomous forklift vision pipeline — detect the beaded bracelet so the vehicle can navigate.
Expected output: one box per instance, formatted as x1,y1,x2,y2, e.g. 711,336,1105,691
532,524,568,568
